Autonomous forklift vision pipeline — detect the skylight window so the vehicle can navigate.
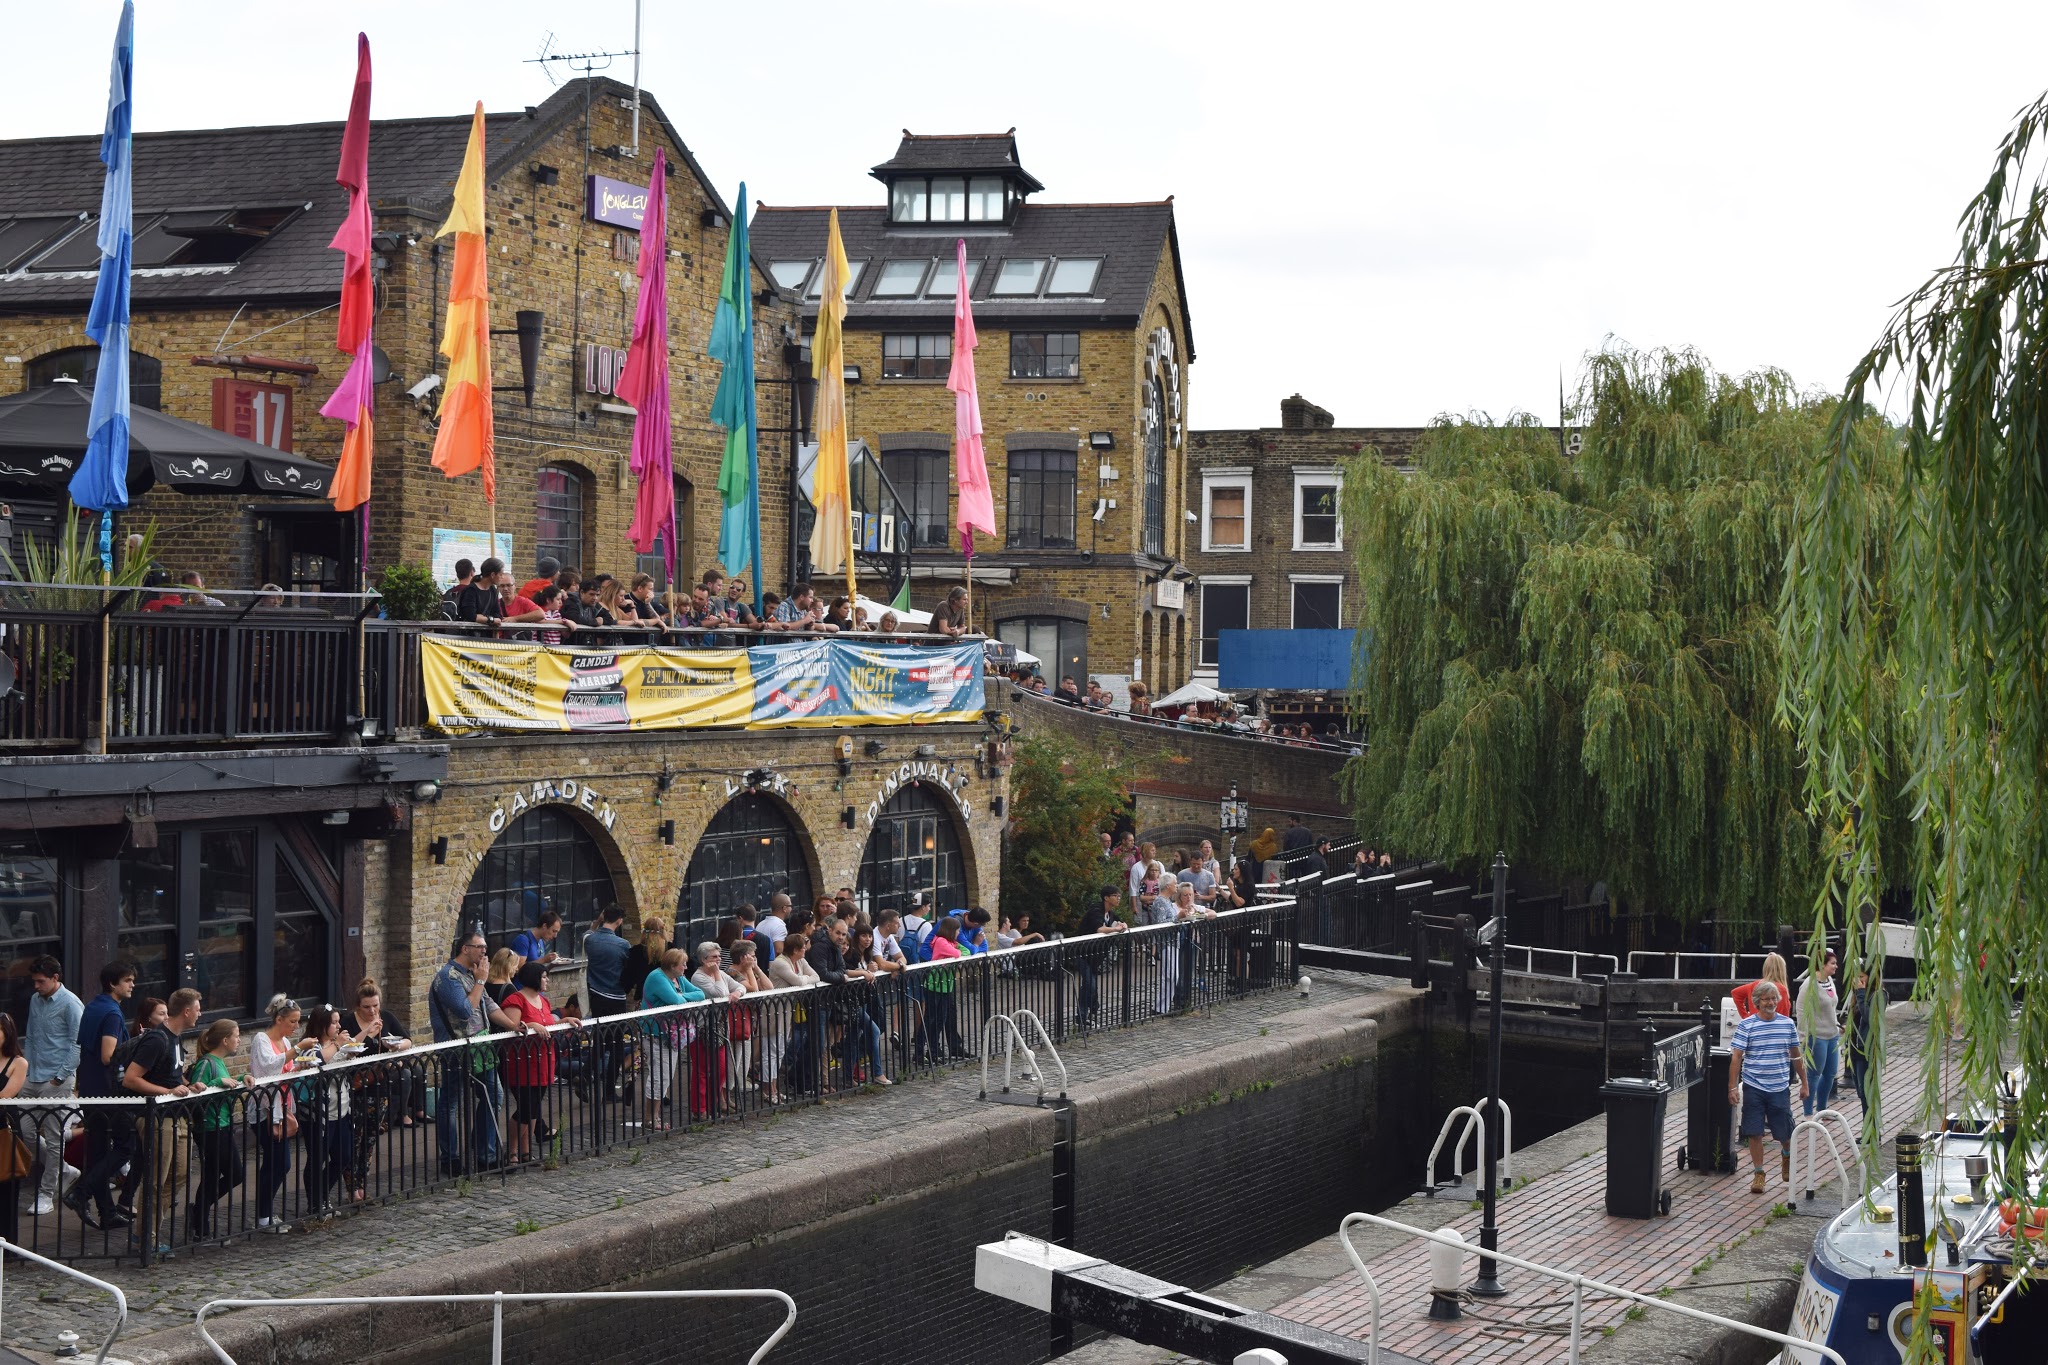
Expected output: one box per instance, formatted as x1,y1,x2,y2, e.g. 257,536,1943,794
27,218,105,272
872,259,929,297
130,211,228,268
1046,257,1101,296
806,259,866,300
0,216,77,271
769,260,814,291
923,258,982,298
992,258,1046,296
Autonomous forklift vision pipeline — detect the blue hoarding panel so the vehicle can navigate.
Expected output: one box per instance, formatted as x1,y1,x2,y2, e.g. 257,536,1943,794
1218,629,1357,691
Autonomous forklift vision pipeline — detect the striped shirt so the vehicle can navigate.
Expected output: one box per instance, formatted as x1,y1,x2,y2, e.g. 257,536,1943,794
1732,1011,1801,1094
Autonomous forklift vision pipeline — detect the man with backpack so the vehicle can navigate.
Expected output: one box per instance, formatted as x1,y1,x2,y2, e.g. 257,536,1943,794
122,989,201,1254
64,962,137,1231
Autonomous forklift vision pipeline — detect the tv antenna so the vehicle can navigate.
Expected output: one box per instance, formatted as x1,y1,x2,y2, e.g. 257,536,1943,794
527,0,646,154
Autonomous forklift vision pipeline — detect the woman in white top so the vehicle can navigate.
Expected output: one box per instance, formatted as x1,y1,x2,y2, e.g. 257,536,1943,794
248,996,301,1231
690,941,748,1115
296,1004,356,1213
768,938,821,1097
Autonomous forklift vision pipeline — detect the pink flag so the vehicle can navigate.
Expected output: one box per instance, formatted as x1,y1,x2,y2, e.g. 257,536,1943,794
949,239,996,555
617,149,674,576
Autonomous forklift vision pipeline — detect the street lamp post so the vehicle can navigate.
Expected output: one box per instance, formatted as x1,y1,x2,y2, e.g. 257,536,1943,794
1473,850,1509,1297
1219,782,1248,877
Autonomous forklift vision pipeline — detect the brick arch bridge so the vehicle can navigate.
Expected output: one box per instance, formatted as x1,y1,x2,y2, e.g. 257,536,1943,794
999,687,1356,851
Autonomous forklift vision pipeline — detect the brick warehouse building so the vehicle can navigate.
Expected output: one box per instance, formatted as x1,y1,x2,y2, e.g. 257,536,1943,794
751,131,1198,700
0,78,1006,1027
1184,395,1421,688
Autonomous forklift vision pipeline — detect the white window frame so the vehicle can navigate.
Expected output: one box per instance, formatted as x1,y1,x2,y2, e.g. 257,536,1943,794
1288,573,1344,630
1196,575,1253,678
1293,468,1344,551
1200,467,1253,553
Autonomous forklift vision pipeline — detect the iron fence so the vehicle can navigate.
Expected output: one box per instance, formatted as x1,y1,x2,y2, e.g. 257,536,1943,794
0,903,1298,1266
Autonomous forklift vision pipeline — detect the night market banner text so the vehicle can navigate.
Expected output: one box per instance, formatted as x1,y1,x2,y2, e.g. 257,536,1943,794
420,636,985,734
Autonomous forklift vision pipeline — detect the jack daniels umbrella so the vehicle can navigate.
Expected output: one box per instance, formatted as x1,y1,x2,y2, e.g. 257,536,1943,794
0,380,331,498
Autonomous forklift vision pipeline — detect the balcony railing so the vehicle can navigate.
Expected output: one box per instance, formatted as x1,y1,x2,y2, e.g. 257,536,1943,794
0,583,979,753
0,903,1299,1267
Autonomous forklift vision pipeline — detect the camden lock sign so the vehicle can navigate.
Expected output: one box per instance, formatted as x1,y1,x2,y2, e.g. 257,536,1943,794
864,760,972,830
485,777,620,835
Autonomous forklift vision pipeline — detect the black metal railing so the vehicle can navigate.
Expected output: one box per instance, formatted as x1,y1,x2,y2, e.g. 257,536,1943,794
0,903,1299,1266
0,579,986,752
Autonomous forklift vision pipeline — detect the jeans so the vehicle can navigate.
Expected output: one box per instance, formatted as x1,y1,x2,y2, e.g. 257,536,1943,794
920,993,960,1060
18,1078,74,1202
1804,1037,1840,1115
72,1106,137,1218
1075,959,1099,1023
254,1122,293,1221
590,991,631,1092
301,1108,354,1209
189,1126,241,1236
436,1065,502,1172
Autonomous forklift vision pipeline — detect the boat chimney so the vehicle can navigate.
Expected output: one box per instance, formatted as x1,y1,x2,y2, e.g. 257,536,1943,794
1896,1132,1927,1268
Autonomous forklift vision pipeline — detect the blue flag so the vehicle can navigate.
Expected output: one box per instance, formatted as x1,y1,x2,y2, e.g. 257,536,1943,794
70,0,135,570
710,183,762,614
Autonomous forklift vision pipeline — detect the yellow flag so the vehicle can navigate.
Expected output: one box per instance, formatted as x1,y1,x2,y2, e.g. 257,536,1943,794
808,208,852,591
430,104,494,500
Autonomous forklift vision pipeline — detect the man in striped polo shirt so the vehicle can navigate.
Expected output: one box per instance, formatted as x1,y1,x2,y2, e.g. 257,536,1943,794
1728,979,1808,1193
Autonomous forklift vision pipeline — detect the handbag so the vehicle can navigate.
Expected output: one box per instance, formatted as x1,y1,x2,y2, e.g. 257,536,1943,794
0,1129,34,1183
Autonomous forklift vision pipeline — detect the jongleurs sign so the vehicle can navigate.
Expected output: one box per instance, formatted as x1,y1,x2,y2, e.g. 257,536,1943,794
586,173,649,230
211,377,293,451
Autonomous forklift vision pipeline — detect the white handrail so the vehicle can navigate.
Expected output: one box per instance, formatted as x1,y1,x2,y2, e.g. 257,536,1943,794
1424,1105,1484,1193
195,1288,797,1365
1789,1116,1856,1209
1336,1209,1850,1365
1624,950,1770,980
1504,944,1620,979
978,1010,1068,1103
0,1238,128,1365
1474,1097,1514,1189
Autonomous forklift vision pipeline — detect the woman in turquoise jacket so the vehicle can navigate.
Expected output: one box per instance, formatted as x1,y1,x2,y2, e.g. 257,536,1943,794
639,947,704,1131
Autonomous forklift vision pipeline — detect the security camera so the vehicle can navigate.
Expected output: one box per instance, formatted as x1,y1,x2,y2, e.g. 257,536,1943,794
407,373,442,401
1184,508,1199,522
1092,499,1108,523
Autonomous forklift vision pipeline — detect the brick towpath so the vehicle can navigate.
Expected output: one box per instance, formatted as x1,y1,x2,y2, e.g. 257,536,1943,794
0,972,1411,1359
1067,1002,1948,1365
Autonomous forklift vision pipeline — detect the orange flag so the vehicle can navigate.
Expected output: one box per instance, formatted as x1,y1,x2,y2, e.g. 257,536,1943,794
430,103,493,501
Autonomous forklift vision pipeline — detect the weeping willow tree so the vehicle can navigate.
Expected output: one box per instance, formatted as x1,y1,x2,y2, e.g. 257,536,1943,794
1783,92,2048,1224
1345,346,1906,930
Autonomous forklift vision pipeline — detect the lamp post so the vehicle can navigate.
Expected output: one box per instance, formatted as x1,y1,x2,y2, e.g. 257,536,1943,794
1219,782,1248,877
1473,850,1509,1297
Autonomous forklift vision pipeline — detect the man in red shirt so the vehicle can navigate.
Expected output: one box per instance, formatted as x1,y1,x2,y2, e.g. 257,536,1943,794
517,556,561,602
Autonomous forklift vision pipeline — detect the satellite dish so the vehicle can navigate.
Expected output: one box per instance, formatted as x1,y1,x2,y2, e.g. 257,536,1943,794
371,346,393,385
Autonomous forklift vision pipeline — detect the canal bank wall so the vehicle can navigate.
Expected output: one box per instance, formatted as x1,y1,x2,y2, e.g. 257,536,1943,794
123,983,1424,1365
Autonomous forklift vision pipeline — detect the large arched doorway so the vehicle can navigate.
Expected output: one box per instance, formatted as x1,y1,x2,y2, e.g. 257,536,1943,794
462,807,619,958
677,793,814,952
858,782,967,919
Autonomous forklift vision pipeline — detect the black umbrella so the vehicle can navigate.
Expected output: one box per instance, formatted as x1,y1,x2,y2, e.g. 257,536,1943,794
0,381,332,498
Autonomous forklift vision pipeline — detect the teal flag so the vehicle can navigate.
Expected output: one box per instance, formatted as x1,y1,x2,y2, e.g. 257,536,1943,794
710,183,761,613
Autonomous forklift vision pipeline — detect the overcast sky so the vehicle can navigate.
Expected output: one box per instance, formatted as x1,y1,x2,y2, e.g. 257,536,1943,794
11,1,2048,428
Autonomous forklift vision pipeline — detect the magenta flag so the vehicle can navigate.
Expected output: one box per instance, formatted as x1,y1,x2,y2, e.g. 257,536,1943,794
948,239,996,556
617,148,674,574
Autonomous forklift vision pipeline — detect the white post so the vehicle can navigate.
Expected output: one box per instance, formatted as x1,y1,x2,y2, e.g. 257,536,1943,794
491,1291,504,1365
1568,1275,1584,1363
629,0,643,156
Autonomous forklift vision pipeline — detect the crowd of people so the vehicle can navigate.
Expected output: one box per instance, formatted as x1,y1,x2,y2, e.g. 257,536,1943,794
440,557,983,645
1723,947,1876,1195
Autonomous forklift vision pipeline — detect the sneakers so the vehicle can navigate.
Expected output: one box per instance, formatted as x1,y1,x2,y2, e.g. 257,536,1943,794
29,1195,53,1216
1750,1168,1767,1194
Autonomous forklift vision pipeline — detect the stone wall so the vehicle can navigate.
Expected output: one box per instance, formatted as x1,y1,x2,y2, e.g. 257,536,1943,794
373,716,1006,1020
1000,685,1356,845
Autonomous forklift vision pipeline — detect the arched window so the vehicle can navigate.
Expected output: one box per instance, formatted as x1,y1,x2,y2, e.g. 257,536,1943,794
25,346,163,410
678,794,813,952
462,807,617,958
1141,378,1166,557
858,782,965,920
535,464,587,570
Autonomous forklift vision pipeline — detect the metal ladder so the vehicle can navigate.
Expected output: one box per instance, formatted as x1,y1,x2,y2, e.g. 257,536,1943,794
978,1009,1068,1106
1422,1097,1514,1195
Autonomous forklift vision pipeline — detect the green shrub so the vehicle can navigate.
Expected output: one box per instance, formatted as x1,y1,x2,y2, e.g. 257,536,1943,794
376,563,443,621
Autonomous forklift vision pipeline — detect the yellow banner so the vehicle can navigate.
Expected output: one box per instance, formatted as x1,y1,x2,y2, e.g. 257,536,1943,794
422,636,753,735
